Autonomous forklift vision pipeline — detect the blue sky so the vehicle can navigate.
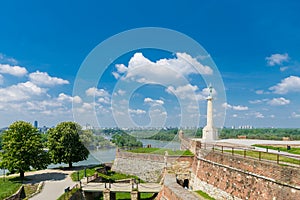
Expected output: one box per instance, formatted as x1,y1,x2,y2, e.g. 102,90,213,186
0,0,300,128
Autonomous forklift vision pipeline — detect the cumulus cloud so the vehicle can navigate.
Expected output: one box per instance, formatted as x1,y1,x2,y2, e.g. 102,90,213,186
267,97,290,106
86,87,109,97
57,93,82,104
0,81,46,102
113,52,213,83
266,53,289,66
129,108,146,115
166,84,205,101
269,76,300,94
29,71,69,86
144,97,164,105
254,112,264,118
222,103,248,111
0,74,3,85
0,64,28,76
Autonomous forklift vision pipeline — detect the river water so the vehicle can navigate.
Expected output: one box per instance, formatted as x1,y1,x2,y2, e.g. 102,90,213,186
0,139,180,175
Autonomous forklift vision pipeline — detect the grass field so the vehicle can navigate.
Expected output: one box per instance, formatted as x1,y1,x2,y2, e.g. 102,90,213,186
71,165,142,182
0,177,22,200
222,149,300,165
127,147,194,156
253,144,300,155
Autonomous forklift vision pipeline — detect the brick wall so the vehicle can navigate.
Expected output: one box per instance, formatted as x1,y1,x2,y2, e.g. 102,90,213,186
191,151,300,200
205,151,300,186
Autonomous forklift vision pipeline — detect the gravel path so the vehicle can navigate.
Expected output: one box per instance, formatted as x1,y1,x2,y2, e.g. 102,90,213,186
26,169,76,200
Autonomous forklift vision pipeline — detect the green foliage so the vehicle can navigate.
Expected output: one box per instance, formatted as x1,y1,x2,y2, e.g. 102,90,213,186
111,131,142,148
219,128,300,140
0,133,2,150
222,149,300,165
0,178,22,200
146,128,179,141
128,147,194,156
57,187,80,200
195,190,215,200
47,122,89,168
71,165,141,182
79,130,114,150
0,121,49,178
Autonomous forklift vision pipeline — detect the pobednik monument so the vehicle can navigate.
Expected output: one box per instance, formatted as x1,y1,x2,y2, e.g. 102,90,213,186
202,85,218,142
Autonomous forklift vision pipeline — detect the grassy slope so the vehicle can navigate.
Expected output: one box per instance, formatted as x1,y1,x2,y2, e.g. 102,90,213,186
253,144,300,155
222,149,300,165
128,147,193,156
0,177,22,200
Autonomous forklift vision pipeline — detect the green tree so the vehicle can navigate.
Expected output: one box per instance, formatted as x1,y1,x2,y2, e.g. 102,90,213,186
0,121,49,179
47,122,89,168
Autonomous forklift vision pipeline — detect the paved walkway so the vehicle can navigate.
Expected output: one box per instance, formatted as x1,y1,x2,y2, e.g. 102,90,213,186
27,169,76,200
82,182,161,193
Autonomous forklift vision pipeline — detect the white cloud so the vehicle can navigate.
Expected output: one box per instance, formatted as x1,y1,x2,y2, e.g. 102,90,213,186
267,97,290,106
144,97,164,105
0,81,46,102
249,99,269,104
254,112,264,118
113,52,213,83
249,99,262,104
269,76,300,94
291,112,300,118
266,53,289,66
57,93,82,104
86,87,110,97
280,66,289,72
222,103,248,111
115,64,128,73
0,74,3,85
29,71,69,86
129,109,146,115
255,90,264,94
0,53,18,64
166,84,205,101
98,97,110,104
0,64,28,76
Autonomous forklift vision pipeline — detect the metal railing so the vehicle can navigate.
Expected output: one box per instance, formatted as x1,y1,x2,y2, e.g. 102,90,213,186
197,142,300,167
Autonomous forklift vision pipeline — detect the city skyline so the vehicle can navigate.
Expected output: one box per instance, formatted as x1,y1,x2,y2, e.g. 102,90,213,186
0,1,300,128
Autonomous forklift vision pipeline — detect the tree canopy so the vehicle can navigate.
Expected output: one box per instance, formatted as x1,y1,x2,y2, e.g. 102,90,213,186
0,121,49,178
47,122,89,168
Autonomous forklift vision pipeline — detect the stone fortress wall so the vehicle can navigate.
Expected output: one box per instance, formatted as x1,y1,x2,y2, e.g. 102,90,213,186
111,149,194,183
191,151,300,200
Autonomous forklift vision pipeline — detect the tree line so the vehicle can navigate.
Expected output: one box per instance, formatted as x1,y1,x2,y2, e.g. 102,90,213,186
0,121,89,179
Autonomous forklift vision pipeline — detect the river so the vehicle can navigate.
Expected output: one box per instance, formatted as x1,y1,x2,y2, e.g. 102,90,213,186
0,139,180,175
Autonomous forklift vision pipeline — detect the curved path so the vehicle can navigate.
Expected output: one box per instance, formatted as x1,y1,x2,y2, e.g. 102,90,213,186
26,169,76,200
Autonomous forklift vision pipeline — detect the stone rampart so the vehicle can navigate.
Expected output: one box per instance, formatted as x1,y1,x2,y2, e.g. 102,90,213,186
205,151,300,186
191,151,300,200
112,150,194,183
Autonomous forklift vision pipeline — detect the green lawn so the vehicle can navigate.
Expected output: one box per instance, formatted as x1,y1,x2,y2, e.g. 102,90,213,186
57,187,80,200
0,177,22,200
195,190,215,200
253,144,300,155
222,149,300,165
127,147,194,156
71,165,142,182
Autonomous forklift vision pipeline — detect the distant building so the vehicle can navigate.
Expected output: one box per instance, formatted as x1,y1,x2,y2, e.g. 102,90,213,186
34,120,38,129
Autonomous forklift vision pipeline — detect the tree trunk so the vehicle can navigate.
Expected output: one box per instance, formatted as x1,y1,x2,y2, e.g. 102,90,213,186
20,170,24,179
69,161,72,168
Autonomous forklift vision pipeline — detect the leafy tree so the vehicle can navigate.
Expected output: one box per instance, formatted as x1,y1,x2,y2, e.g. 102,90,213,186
111,132,142,148
0,121,49,179
47,122,89,168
